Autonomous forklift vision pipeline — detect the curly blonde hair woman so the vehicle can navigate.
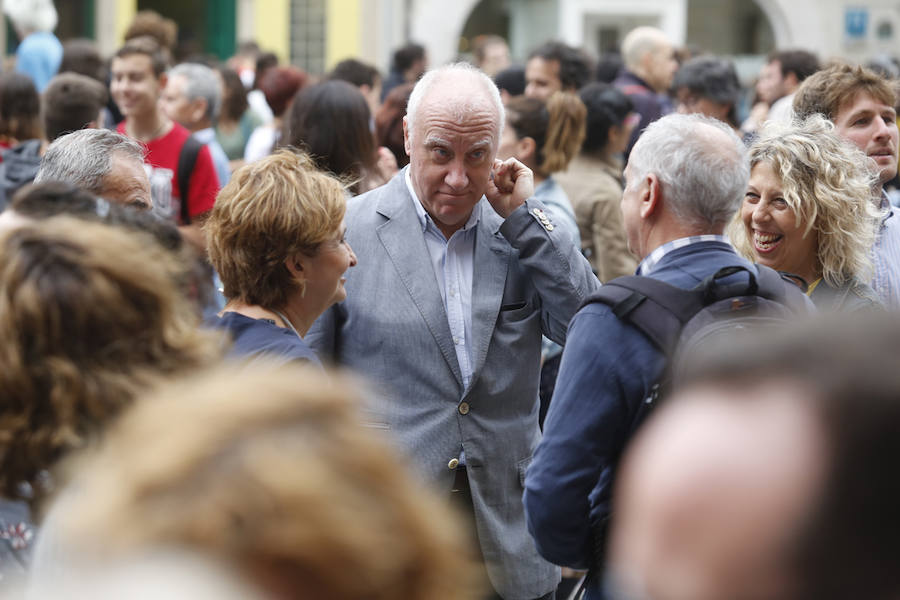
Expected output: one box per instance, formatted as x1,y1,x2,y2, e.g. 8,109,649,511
37,364,482,600
729,115,883,311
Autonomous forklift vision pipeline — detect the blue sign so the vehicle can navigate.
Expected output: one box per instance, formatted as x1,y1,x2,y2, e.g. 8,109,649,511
845,8,869,39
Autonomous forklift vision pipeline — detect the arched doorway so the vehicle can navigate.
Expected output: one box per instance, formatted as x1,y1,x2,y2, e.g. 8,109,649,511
685,0,776,55
459,0,510,57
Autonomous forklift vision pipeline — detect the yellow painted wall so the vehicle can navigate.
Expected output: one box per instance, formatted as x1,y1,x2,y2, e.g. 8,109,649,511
116,0,137,46
326,0,360,69
255,0,291,64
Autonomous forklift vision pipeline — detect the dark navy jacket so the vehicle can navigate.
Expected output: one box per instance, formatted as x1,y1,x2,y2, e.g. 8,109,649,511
212,312,322,368
523,240,757,594
612,70,670,157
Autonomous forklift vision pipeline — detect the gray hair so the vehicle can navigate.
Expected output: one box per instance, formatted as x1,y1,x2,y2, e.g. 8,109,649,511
3,0,57,33
628,113,749,227
405,62,504,143
621,27,667,72
168,63,221,121
35,129,145,194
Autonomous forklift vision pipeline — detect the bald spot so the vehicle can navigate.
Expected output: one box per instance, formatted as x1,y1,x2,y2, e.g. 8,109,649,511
411,71,501,144
609,380,826,600
622,26,669,71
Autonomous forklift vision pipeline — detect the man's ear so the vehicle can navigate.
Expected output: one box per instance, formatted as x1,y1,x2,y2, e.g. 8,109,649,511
640,173,661,219
518,136,537,163
190,97,209,125
403,116,411,156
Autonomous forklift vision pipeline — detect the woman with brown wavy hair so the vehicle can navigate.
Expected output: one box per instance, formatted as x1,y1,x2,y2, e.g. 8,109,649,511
0,215,220,578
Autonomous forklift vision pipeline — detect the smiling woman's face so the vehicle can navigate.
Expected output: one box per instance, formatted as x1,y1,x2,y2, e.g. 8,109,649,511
741,161,819,284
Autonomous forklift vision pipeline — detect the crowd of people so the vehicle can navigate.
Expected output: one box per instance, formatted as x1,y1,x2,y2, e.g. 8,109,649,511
0,0,899,599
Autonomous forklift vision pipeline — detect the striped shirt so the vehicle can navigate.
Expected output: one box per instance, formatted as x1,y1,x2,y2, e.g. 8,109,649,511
871,193,900,309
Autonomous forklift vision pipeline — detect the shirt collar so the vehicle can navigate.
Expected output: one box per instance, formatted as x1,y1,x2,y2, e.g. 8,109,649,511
637,234,730,276
406,168,481,234
879,189,894,226
192,127,215,143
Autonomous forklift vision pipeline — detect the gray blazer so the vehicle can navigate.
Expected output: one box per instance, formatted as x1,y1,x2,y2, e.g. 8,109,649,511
307,170,600,599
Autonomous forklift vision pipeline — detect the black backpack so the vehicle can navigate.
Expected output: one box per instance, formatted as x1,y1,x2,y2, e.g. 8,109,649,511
176,135,204,225
577,264,810,591
583,264,808,428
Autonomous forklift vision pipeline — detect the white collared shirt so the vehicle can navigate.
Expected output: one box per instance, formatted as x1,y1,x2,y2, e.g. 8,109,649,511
406,169,479,389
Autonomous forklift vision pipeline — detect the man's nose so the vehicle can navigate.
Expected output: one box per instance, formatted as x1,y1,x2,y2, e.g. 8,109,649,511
445,160,468,190
874,118,896,141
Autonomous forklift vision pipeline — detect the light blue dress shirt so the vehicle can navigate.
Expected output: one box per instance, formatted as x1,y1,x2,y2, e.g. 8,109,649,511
872,193,900,309
406,170,478,390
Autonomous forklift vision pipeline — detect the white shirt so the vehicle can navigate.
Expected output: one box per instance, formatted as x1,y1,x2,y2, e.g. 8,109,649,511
406,169,479,390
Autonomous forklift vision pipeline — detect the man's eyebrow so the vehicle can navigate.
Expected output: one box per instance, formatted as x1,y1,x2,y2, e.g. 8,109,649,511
425,136,450,147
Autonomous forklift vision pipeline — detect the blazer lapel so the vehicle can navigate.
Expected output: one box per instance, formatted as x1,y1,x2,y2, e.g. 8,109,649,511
375,178,464,389
468,206,511,388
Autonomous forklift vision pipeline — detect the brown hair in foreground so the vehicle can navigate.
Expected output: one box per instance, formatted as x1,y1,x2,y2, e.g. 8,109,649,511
0,217,221,508
54,363,482,600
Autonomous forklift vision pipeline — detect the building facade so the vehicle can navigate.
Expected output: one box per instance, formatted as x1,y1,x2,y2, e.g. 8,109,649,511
1,0,897,76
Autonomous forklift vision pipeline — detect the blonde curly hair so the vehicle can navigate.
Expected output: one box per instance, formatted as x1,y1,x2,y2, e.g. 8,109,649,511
729,115,881,287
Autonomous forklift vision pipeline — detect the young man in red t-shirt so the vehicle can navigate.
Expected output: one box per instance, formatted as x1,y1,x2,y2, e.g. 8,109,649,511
111,39,220,252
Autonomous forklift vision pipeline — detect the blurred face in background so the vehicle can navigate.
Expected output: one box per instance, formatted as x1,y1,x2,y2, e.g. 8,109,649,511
525,57,562,101
756,60,785,105
111,54,163,120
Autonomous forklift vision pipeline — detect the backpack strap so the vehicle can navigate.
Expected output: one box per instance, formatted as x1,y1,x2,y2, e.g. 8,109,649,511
582,276,707,355
177,135,204,225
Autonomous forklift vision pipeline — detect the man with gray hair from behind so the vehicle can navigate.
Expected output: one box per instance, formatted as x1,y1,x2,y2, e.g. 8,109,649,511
525,113,809,599
35,128,152,210
161,62,230,186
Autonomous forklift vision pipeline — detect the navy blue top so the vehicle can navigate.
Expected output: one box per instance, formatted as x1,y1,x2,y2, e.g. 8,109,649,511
212,311,322,368
523,241,757,594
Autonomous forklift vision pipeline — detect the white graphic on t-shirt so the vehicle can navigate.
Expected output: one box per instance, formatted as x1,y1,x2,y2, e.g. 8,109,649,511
145,164,182,222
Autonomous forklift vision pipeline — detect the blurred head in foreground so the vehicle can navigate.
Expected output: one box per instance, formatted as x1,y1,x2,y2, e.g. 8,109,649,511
0,216,220,509
49,364,480,600
608,314,900,600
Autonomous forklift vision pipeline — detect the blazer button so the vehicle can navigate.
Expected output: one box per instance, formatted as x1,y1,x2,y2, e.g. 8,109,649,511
458,402,470,415
448,458,459,470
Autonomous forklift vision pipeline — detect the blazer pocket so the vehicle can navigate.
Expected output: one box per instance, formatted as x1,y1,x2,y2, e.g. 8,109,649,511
500,301,527,311
499,300,532,322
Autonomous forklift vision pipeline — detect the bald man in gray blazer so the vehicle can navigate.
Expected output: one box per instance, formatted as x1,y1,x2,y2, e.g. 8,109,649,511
307,63,599,600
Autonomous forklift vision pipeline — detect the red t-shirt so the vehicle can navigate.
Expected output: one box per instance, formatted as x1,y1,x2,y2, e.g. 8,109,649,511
118,121,219,224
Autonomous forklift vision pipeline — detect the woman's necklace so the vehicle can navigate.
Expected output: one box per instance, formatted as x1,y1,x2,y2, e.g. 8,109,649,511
272,309,303,340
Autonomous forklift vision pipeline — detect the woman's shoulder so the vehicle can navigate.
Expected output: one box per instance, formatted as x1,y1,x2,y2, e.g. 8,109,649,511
812,278,883,312
212,313,322,367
